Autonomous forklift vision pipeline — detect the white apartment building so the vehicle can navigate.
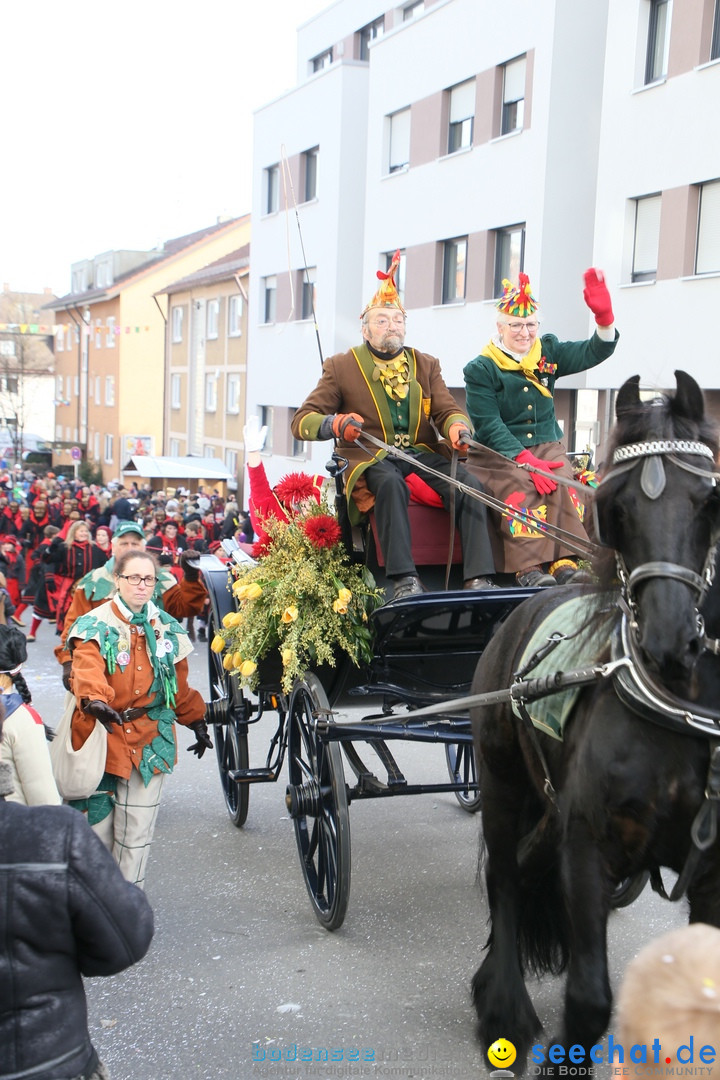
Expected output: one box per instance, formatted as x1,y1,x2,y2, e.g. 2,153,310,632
248,0,720,486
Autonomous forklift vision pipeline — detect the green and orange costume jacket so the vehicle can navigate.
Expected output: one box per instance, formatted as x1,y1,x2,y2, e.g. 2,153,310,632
291,344,469,524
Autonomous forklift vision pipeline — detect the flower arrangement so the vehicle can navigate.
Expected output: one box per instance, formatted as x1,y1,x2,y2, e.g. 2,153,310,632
212,502,384,693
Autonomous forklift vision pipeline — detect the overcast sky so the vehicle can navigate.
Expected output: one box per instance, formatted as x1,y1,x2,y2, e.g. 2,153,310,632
1,0,330,296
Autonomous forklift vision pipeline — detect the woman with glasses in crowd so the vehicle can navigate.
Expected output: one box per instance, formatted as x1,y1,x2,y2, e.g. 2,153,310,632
65,549,212,888
463,269,618,588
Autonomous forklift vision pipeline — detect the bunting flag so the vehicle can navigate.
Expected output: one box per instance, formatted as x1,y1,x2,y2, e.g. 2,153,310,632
0,323,56,335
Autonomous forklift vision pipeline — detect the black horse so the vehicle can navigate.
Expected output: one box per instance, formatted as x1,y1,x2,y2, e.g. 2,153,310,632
470,371,720,1071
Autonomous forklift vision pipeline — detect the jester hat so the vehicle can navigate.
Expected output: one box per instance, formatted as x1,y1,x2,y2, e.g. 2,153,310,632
360,250,407,318
496,272,539,318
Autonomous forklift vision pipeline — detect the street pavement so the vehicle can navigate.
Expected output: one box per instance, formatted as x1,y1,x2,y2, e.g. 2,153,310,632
22,619,686,1080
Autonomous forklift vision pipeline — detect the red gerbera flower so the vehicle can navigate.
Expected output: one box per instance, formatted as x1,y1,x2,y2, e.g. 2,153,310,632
273,472,323,507
303,514,342,549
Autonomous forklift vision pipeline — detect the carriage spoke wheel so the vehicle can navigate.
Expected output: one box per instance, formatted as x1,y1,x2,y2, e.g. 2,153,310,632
207,611,250,828
445,742,482,813
610,870,650,909
286,674,350,931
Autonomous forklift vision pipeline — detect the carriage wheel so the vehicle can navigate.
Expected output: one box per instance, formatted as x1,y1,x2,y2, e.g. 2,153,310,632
207,610,250,828
285,673,350,931
445,742,482,813
610,870,650,909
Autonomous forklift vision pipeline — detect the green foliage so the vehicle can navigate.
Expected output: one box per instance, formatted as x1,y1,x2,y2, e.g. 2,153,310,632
78,458,104,486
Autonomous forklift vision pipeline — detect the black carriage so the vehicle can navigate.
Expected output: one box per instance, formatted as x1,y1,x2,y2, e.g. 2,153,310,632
200,532,536,930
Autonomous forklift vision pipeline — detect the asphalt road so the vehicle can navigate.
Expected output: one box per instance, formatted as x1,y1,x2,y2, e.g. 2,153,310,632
23,621,687,1080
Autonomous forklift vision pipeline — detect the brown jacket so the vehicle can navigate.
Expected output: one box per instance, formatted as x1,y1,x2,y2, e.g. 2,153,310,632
291,344,468,521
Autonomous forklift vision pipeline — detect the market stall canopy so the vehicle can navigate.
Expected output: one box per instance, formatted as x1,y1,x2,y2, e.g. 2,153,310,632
122,455,234,481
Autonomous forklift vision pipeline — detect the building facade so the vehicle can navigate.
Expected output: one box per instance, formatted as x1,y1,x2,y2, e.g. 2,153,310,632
248,0,720,488
158,246,250,499
47,216,250,483
0,285,56,465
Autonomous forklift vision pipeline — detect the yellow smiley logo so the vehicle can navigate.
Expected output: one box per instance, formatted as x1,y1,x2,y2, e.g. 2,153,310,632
487,1039,517,1070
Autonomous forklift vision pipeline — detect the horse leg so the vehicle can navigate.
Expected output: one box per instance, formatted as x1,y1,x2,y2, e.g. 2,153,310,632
472,767,543,1069
557,817,613,1058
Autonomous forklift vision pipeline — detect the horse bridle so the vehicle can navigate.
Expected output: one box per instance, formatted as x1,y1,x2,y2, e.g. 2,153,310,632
598,438,719,615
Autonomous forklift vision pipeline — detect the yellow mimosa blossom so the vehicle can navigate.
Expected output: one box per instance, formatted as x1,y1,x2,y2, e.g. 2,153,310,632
282,647,294,667
210,634,226,652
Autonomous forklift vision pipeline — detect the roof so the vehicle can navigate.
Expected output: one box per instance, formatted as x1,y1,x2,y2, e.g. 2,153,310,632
44,218,248,311
157,244,251,296
121,455,234,481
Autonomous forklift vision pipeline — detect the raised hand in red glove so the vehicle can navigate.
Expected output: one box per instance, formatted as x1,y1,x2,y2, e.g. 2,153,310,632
583,268,614,326
331,413,364,441
515,449,563,496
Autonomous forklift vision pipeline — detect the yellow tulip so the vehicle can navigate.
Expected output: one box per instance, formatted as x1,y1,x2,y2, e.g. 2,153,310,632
222,611,242,628
333,599,348,614
281,604,299,624
245,582,263,600
210,634,226,652
232,652,244,669
240,660,257,678
337,588,352,605
222,653,235,670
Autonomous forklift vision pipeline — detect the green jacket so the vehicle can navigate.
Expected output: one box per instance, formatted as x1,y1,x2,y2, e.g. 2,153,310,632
463,331,618,458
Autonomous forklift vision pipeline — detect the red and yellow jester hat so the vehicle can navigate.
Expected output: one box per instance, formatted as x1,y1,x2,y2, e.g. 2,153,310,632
360,250,407,318
496,272,539,318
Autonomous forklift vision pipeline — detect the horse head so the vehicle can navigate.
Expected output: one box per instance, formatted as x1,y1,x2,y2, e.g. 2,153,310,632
594,370,720,688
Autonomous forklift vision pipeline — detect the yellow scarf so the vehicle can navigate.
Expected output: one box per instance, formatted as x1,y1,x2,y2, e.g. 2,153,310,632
483,339,552,399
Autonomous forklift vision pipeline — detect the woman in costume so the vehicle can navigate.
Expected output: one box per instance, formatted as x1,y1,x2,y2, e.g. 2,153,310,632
48,519,106,632
66,549,211,887
463,269,618,587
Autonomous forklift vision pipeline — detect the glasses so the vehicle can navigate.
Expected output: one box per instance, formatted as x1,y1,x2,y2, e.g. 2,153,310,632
506,321,539,334
369,314,406,328
118,574,157,587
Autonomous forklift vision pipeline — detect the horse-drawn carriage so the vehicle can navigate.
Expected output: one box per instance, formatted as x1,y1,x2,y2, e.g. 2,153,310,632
199,372,720,1067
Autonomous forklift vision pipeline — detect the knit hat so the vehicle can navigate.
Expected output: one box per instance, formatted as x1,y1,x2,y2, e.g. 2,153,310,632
0,625,27,674
361,250,406,318
496,272,539,317
113,520,144,539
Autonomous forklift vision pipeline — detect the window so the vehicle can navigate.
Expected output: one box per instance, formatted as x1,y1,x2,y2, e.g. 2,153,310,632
260,405,274,453
384,249,406,306
104,433,113,463
388,108,411,173
291,422,307,459
501,56,526,134
93,431,100,459
265,164,279,214
712,0,720,60
403,1,424,19
631,195,662,282
1,376,18,394
358,17,384,61
56,326,64,352
172,306,184,343
207,299,220,340
169,438,181,456
303,146,319,201
74,376,79,396
441,237,468,304
88,379,94,401
225,449,238,476
311,48,333,72
56,375,64,399
205,374,217,412
263,276,277,324
66,376,72,400
95,319,103,348
105,375,115,406
95,261,112,289
171,374,182,409
448,80,475,153
0,340,15,358
226,374,241,414
228,294,243,336
95,375,101,402
696,180,720,274
300,268,316,320
106,316,115,347
646,0,671,84
72,266,88,293
494,225,526,296
203,445,216,458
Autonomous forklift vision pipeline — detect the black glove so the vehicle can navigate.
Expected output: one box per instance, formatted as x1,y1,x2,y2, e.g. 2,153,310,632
81,698,124,733
62,661,73,692
180,549,201,582
187,720,213,758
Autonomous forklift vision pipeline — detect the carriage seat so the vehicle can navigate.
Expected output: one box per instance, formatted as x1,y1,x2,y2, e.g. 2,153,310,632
369,504,463,568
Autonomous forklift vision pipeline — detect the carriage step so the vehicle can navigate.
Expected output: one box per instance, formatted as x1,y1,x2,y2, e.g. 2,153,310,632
228,767,275,783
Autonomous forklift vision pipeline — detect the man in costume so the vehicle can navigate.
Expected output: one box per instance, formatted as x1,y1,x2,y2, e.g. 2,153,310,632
463,269,618,587
55,519,207,686
292,252,497,602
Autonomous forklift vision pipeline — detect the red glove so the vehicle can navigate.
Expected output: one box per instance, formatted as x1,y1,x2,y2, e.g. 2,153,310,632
583,268,614,326
515,449,563,496
448,422,471,451
331,413,364,441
